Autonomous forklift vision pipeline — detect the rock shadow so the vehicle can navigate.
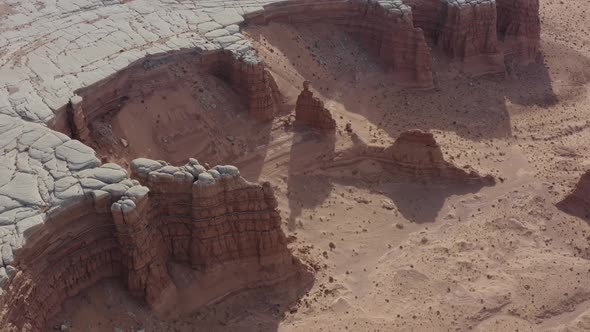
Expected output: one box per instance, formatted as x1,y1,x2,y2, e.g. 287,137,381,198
243,22,569,142
50,275,313,332
379,181,485,224
286,127,337,230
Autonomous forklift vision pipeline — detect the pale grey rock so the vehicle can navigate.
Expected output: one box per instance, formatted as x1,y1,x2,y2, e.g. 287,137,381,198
55,140,100,171
196,172,216,185
5,265,16,278
0,173,44,206
78,167,128,184
80,177,108,189
0,267,7,288
124,185,149,200
214,165,240,178
209,8,243,26
131,158,166,176
16,214,44,234
101,183,129,196
0,244,13,266
197,21,222,33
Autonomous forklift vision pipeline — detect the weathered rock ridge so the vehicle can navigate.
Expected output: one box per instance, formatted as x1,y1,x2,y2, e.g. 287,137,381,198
245,0,434,88
58,49,279,140
330,129,495,184
0,159,310,331
295,81,336,130
496,0,541,62
246,0,541,80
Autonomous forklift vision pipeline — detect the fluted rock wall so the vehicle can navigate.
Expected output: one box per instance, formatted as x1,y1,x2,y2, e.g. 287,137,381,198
438,1,499,59
245,0,434,88
330,129,495,184
394,0,541,73
403,0,443,41
130,159,296,275
496,0,541,62
0,160,309,331
295,81,336,130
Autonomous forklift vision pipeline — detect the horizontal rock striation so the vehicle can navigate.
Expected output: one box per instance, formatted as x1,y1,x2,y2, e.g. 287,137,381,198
438,1,501,61
402,0,540,73
496,0,541,63
0,158,310,331
295,81,336,130
129,159,298,276
330,129,495,185
245,0,434,88
56,49,278,138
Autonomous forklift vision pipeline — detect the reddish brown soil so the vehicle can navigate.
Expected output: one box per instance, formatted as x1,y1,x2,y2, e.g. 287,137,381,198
50,2,590,331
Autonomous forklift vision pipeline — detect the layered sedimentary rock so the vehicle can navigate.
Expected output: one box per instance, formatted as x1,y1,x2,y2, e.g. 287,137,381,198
295,81,336,130
245,0,434,88
0,157,309,331
57,49,278,141
438,1,501,62
496,0,541,62
558,170,590,219
404,0,504,73
402,0,540,72
330,129,495,184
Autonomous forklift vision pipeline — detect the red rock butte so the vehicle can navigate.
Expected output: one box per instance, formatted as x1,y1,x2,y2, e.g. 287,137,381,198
0,0,540,331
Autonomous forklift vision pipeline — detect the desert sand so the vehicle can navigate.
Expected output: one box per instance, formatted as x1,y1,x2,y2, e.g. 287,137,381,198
0,0,589,331
42,0,590,331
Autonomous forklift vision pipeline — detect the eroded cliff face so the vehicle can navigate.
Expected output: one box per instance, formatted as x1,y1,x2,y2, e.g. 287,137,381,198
245,0,435,88
295,81,336,130
389,0,541,75
496,0,541,62
438,1,501,64
330,129,495,185
58,49,278,141
0,161,310,331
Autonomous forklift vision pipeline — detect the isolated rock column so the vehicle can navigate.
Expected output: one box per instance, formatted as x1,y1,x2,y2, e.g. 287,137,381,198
295,81,336,130
69,95,91,142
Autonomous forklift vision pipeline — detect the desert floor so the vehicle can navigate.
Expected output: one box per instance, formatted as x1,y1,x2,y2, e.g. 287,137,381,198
49,0,590,331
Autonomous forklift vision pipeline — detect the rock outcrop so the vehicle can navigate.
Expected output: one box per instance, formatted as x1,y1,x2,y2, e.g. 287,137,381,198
558,170,590,219
295,81,336,130
395,0,541,74
437,1,502,65
330,129,495,185
0,157,310,331
58,49,278,141
496,0,541,63
245,0,434,88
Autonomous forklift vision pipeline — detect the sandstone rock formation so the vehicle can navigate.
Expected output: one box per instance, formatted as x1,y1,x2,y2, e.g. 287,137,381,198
437,1,501,65
496,0,541,62
405,0,540,73
295,81,336,130
558,170,590,219
55,49,278,142
330,129,495,185
0,155,310,331
244,0,541,82
245,0,435,88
